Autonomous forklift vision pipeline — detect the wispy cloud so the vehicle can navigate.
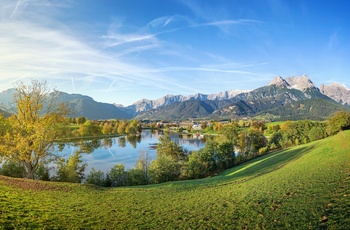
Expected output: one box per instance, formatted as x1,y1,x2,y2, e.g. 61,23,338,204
0,2,200,92
0,0,268,105
178,0,261,33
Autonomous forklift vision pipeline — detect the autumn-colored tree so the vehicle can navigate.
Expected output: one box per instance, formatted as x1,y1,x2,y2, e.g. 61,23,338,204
0,80,69,179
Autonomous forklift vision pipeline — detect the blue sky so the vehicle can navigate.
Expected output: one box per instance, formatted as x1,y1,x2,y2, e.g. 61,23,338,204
0,0,349,106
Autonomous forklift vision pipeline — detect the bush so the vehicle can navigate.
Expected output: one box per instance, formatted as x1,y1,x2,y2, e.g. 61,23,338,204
109,164,127,186
127,169,147,186
258,146,269,155
85,167,106,186
0,160,26,178
35,164,51,181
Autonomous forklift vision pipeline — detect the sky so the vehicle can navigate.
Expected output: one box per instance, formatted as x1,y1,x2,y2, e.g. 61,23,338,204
0,0,349,106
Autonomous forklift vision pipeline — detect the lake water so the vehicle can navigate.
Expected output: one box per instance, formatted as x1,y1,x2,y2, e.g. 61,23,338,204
57,130,206,173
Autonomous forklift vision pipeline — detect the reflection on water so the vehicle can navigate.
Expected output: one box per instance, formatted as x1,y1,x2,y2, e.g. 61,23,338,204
56,130,206,173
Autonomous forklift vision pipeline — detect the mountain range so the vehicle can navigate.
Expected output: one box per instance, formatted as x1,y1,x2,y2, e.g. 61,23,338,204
0,75,349,120
132,75,350,120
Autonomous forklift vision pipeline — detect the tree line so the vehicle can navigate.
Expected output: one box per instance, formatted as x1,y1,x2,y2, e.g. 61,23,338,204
66,117,142,138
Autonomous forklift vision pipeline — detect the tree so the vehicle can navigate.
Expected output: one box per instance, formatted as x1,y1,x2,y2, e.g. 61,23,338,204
127,169,147,186
220,123,239,145
184,151,208,179
135,150,151,184
216,141,236,170
309,125,327,142
197,137,217,174
102,123,113,135
201,121,207,129
117,121,127,134
85,167,106,186
327,111,350,135
76,116,87,125
55,151,87,183
156,131,185,161
0,80,69,179
149,154,181,183
268,131,283,149
109,164,127,186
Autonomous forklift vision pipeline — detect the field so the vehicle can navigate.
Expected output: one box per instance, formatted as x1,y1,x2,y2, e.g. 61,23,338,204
1,131,349,229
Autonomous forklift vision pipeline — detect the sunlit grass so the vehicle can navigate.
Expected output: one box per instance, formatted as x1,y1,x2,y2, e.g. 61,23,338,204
0,131,349,229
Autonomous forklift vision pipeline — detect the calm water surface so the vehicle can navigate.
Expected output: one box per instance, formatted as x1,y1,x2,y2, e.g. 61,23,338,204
58,130,206,173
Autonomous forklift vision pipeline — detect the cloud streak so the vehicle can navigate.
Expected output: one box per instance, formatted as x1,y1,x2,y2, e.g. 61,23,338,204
0,0,268,105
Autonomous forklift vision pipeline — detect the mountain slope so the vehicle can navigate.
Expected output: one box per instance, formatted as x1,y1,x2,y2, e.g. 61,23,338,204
136,80,339,120
257,98,350,120
0,89,131,120
56,92,131,120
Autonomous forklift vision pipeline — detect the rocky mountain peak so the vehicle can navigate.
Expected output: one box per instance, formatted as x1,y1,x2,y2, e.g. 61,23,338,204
320,82,350,105
285,75,317,91
268,76,290,87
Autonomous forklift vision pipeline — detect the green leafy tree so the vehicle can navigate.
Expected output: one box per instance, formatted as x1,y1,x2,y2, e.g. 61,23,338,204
184,151,208,179
127,169,147,186
237,129,267,156
109,164,127,186
149,154,181,183
197,137,217,173
268,131,283,149
0,80,69,179
156,131,185,161
220,123,239,145
309,125,327,141
85,167,106,186
216,141,236,170
55,151,87,183
327,111,350,135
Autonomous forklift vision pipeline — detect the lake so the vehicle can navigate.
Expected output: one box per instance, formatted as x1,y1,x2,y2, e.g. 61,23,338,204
57,130,206,173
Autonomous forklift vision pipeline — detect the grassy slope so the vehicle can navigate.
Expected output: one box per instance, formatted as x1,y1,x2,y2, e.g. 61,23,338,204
1,132,350,229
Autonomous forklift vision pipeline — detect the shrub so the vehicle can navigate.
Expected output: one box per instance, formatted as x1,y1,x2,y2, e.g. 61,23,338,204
0,160,26,178
258,146,269,155
85,167,106,186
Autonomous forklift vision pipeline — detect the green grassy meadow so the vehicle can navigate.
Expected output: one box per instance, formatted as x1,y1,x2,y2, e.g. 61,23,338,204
1,131,350,229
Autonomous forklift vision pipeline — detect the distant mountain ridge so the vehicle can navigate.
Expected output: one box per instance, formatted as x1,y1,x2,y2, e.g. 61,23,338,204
135,76,338,120
0,90,131,120
1,75,349,120
118,89,249,116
